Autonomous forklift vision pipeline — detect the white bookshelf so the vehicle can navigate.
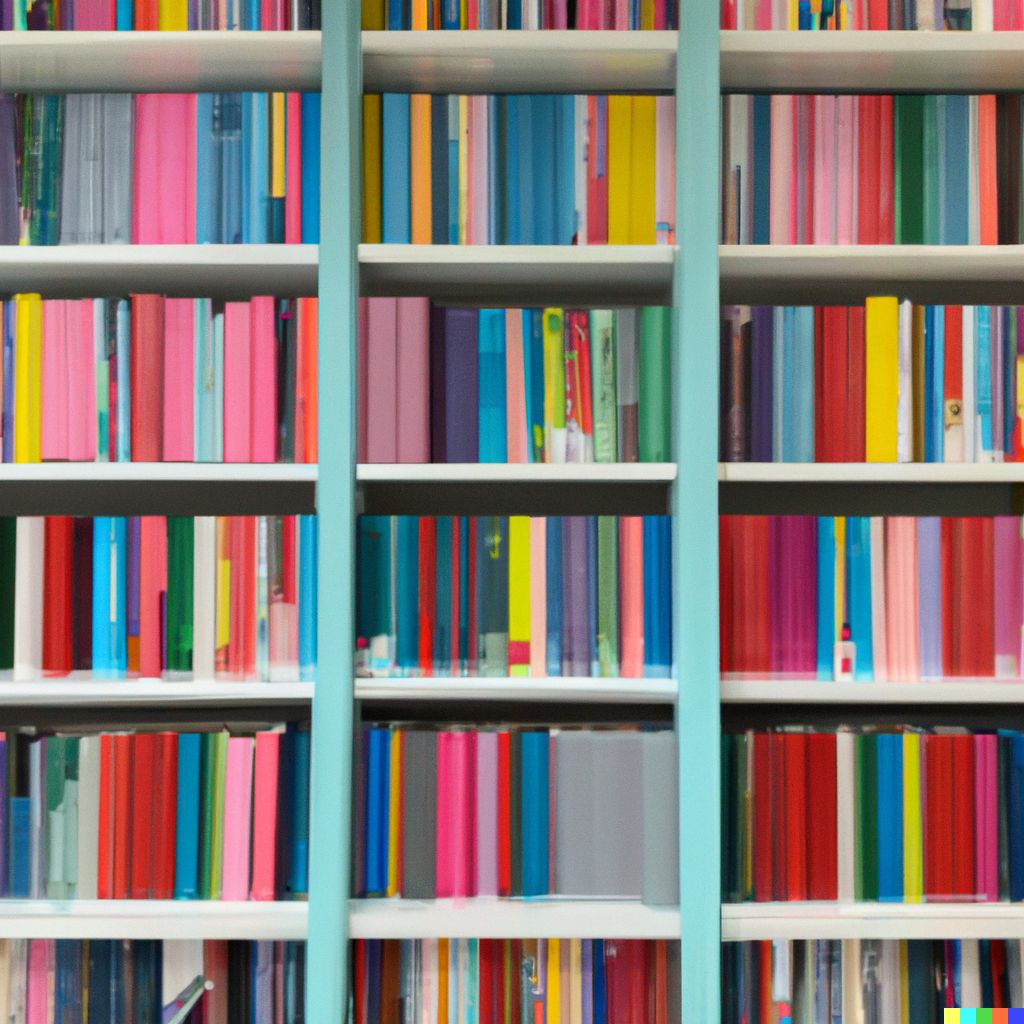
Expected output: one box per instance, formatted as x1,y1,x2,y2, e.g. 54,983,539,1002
719,462,1024,483
722,679,1024,704
0,680,313,708
359,463,676,483
356,677,677,704
0,463,316,483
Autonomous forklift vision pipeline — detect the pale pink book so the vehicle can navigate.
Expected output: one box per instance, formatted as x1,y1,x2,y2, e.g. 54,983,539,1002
250,731,280,900
755,0,773,28
221,735,255,901
139,515,168,678
365,298,398,463
530,517,547,677
468,97,490,245
812,95,835,244
67,301,97,462
835,97,856,245
974,734,999,901
396,297,430,463
249,296,277,463
474,731,498,896
25,939,50,1024
869,517,888,682
40,300,68,461
889,517,919,681
769,96,794,244
132,95,198,244
223,302,253,463
357,298,369,464
619,517,644,677
994,516,1022,678
285,94,304,244
505,310,528,464
434,732,455,897
613,0,629,28
162,298,195,463
655,97,676,245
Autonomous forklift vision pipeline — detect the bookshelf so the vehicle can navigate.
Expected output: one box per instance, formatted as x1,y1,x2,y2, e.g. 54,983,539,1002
721,679,1024,705
0,680,314,709
355,677,677,704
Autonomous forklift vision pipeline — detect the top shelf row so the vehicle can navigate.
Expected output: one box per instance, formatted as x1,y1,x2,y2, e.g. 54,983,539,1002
5,30,1024,95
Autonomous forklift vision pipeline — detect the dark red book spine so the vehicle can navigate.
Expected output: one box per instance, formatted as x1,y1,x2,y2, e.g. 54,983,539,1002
478,940,494,1024
130,294,164,462
719,517,735,673
42,517,73,674
129,732,156,899
961,518,995,677
150,732,178,900
926,735,955,900
112,734,132,899
771,733,787,901
807,732,838,901
878,96,895,241
951,734,977,899
785,733,809,901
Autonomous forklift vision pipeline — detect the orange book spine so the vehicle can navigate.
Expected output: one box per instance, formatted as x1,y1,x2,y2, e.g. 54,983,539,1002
979,95,999,245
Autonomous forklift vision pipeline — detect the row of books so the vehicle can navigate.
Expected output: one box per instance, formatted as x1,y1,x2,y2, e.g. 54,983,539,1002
0,515,317,681
720,0,1013,28
723,939,1023,1023
354,939,679,1024
721,94,1023,246
723,728,1024,905
3,294,317,465
720,515,1024,681
356,726,678,904
721,301,1024,464
356,516,672,678
360,300,670,465
8,0,320,28
363,94,674,246
0,939,305,1024
2,92,320,246
363,0,678,28
0,727,309,901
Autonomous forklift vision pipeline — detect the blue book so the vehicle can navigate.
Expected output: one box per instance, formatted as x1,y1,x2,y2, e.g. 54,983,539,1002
931,306,945,462
87,942,113,1024
8,796,29,897
447,96,460,243
478,310,508,462
431,96,449,245
816,517,835,680
1,303,12,464
115,0,132,28
245,92,270,243
441,0,459,27
952,941,963,1007
288,726,310,898
520,731,550,897
488,96,500,244
643,517,673,677
112,517,127,675
434,518,453,673
752,96,771,245
115,300,131,462
1010,734,1024,901
298,515,318,681
545,517,563,676
174,733,201,899
532,96,557,245
243,0,260,27
525,310,545,462
943,96,970,245
92,518,112,674
876,734,904,902
382,94,411,244
195,94,217,244
846,517,874,681
592,940,606,1024
55,941,82,1024
791,306,815,461
396,518,419,672
365,729,388,896
502,97,521,245
516,97,535,244
301,94,321,243
506,0,522,26
977,305,993,457
555,95,575,245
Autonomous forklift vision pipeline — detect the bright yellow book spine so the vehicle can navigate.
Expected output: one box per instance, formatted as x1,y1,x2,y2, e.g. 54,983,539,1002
386,730,402,895
362,97,383,244
508,516,531,677
640,0,655,27
411,0,428,27
865,296,900,462
157,0,187,29
271,93,286,199
14,293,41,464
628,97,657,244
607,96,632,245
209,732,227,898
833,516,846,647
542,309,566,461
903,733,923,902
547,939,561,1024
217,558,231,651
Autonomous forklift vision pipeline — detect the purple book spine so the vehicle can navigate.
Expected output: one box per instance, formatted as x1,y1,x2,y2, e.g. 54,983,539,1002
430,306,447,462
0,0,11,31
445,308,478,463
566,517,589,676
917,516,942,679
0,97,18,245
750,306,774,462
581,940,594,1024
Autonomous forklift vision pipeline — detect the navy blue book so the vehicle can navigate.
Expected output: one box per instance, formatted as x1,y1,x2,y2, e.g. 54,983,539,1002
87,940,113,1024
1010,734,1024,901
876,733,904,902
430,307,479,463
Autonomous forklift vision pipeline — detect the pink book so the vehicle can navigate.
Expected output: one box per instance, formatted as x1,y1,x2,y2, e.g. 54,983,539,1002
434,732,475,897
221,736,255,900
357,298,369,464
435,732,455,896
530,517,547,677
869,517,888,682
883,518,919,682
505,310,527,464
25,939,51,1024
66,301,97,462
769,96,794,244
994,516,1022,678
285,94,303,243
223,302,253,463
975,734,999,901
396,297,430,463
139,515,168,678
250,732,280,900
74,0,115,27
474,731,498,896
468,97,490,244
835,97,856,245
249,296,277,463
132,95,198,244
619,517,644,677
812,95,835,245
796,97,814,244
654,97,676,245
613,0,629,27
40,300,68,461
162,298,195,462
365,298,398,463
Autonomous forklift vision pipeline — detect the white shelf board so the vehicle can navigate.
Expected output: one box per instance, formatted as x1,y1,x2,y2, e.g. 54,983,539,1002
722,30,1024,94
0,31,320,93
358,463,676,483
363,30,675,93
0,900,307,940
723,902,1024,941
722,679,1024,704
718,462,1024,483
349,899,680,939
0,680,313,708
0,463,316,483
357,677,676,703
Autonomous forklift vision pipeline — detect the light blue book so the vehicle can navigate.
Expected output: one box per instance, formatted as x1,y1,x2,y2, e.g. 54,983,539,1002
977,304,993,457
298,515,317,681
555,95,575,245
477,310,507,462
115,300,131,463
532,96,556,245
503,97,521,244
173,734,201,899
111,517,127,675
193,299,214,462
516,97,535,245
846,517,874,681
816,517,835,680
195,95,217,244
92,519,112,674
244,92,270,244
943,96,969,245
115,0,132,29
876,734,904,902
300,94,320,244
928,306,945,462
382,94,411,244
790,306,815,462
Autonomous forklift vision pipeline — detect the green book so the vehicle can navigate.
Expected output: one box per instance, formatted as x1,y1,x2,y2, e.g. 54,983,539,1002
854,735,864,901
45,736,67,899
199,732,217,899
861,734,879,901
595,516,619,677
922,96,942,245
0,518,15,670
208,732,227,899
166,517,195,676
589,310,617,463
721,735,734,899
894,95,925,245
638,307,671,462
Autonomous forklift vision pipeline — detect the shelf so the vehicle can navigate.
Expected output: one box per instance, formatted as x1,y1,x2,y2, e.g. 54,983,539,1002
0,31,320,93
723,902,1024,941
349,899,680,939
356,677,677,704
0,900,307,940
0,680,314,708
722,679,1024,704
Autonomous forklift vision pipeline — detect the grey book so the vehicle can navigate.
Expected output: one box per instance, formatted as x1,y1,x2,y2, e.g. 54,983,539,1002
641,730,679,906
101,94,133,244
401,731,437,899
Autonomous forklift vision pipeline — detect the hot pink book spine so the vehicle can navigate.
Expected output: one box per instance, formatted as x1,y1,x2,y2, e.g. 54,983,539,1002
994,516,1022,677
655,97,676,245
619,516,644,677
365,298,398,463
40,300,68,461
434,732,454,897
67,300,97,462
75,0,115,28
769,96,794,244
285,94,303,244
249,296,277,463
357,298,369,463
474,731,498,896
139,515,168,678
396,297,430,463
250,731,280,900
221,736,255,901
25,939,51,1024
223,302,253,463
505,310,527,464
530,517,547,677
162,298,195,462
449,731,476,898
975,733,999,901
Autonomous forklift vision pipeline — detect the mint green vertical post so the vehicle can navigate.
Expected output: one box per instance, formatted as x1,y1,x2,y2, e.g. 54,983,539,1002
674,2,721,1021
306,0,360,1019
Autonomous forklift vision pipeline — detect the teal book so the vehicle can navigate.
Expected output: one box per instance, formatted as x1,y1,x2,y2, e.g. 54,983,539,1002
478,310,507,463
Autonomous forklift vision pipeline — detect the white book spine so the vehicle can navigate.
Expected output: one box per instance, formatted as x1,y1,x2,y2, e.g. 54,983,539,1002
76,736,100,901
193,517,217,681
836,730,856,903
13,518,43,682
960,939,982,1008
963,305,977,462
574,96,588,248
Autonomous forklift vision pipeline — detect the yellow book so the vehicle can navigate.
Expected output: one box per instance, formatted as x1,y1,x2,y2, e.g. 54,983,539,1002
899,942,911,1024
209,732,227,898
508,517,531,677
458,97,469,245
460,0,468,24
438,940,449,1020
543,309,566,462
386,730,402,895
361,0,385,28
411,0,429,27
902,733,923,902
640,0,655,27
410,95,432,244
833,516,846,650
788,0,799,28
547,939,561,1024
157,0,187,29
865,296,900,462
14,293,41,464
271,93,286,199
362,97,383,244
628,97,657,244
607,96,632,245
569,940,582,1024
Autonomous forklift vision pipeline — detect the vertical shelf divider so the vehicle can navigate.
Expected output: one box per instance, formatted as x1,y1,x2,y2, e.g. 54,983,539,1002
674,4,722,1021
306,1,360,1020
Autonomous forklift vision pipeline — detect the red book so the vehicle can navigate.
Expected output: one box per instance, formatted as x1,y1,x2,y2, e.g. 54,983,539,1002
586,98,608,244
951,735,976,899
878,96,895,242
478,939,494,1024
925,735,955,900
960,518,995,677
868,0,888,27
417,517,436,675
150,732,178,900
771,733,787,900
112,734,133,900
42,517,73,675
353,940,367,1024
784,733,808,901
130,732,157,899
719,517,735,673
751,732,773,902
857,97,881,242
628,941,647,1024
134,0,158,28
818,308,850,463
846,306,867,462
605,941,632,1024
940,519,958,676
130,295,164,462
807,733,838,901
497,731,511,896
97,735,114,899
